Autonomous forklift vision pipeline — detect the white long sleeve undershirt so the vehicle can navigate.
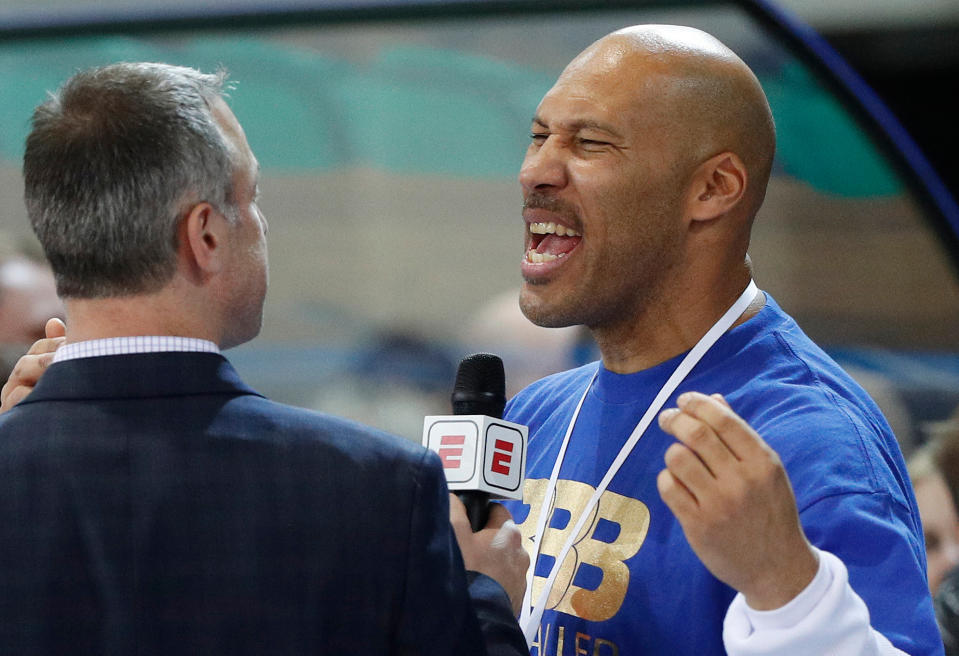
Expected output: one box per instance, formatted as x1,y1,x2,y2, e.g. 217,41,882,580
724,548,908,656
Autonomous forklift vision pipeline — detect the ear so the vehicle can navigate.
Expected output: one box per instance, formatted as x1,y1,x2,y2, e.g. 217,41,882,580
687,152,747,222
180,202,228,276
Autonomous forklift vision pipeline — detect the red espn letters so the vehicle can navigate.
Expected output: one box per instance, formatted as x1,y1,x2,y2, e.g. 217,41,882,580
438,434,516,476
438,434,466,469
491,439,514,475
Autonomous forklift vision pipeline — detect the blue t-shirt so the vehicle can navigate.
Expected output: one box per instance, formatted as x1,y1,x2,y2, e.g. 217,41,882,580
504,295,942,656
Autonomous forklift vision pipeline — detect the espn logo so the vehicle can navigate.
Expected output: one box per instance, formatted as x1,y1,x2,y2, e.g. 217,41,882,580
423,415,527,500
482,424,523,492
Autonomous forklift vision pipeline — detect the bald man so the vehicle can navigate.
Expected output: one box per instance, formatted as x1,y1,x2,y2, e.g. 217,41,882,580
504,25,940,655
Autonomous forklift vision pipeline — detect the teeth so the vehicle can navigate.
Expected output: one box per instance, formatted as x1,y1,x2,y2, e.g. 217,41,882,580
529,222,580,237
526,251,567,264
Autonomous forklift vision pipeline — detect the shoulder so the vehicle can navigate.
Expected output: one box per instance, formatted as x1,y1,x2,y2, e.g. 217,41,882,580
727,296,892,447
219,394,434,466
725,298,909,505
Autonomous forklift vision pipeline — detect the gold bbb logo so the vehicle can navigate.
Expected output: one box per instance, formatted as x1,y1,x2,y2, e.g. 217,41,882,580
516,479,650,622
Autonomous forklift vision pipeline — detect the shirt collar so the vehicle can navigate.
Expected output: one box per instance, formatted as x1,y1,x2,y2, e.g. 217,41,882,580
53,336,220,363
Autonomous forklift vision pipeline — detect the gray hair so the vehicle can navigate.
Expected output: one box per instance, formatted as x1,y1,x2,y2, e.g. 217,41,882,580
23,62,235,298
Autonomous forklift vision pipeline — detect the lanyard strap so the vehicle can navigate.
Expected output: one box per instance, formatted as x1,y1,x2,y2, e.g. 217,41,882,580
519,280,759,645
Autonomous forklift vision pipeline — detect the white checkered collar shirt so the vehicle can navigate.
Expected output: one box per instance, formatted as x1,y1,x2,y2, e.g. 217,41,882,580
52,336,219,363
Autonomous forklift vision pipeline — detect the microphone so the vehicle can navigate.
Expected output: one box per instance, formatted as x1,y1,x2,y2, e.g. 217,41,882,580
451,354,506,531
423,353,527,532
451,352,507,418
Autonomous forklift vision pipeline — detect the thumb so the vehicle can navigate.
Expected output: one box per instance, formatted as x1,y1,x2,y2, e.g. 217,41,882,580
45,317,66,339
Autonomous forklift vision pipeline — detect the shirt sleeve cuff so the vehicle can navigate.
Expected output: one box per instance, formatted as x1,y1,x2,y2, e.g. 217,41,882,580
723,548,904,656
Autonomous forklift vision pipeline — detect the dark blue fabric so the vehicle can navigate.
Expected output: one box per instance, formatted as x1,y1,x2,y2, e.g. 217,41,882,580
0,352,525,655
505,295,942,656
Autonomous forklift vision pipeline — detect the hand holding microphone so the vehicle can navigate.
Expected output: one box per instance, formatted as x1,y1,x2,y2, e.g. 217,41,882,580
449,494,529,615
423,353,527,531
426,353,530,613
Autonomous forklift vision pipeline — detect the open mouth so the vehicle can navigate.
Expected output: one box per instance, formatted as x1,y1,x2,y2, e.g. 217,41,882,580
526,221,582,263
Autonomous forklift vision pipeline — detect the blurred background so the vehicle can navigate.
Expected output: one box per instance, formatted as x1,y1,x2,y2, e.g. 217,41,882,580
1,0,958,450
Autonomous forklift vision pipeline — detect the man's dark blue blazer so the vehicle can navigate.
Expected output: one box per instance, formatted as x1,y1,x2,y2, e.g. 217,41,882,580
0,352,527,655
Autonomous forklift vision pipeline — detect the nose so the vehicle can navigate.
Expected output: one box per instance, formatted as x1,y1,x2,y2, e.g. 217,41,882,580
518,137,568,193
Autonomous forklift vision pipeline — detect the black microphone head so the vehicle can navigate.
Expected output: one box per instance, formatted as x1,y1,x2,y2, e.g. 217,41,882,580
451,353,506,418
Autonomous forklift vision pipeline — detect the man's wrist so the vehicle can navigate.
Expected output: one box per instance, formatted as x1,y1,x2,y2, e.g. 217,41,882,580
743,542,820,611
741,546,831,627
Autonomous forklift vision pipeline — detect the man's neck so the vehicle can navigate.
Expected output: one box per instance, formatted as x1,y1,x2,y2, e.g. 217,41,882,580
63,291,219,345
593,274,762,374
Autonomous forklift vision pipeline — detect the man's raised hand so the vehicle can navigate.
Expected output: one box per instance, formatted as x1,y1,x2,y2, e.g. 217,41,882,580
0,317,65,414
657,391,819,610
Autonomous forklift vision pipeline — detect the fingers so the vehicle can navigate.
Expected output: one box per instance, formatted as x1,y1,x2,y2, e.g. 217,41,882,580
661,440,713,501
658,391,771,504
449,498,515,533
0,384,33,411
484,502,512,530
659,407,736,475
710,392,731,409
480,507,528,614
4,352,53,390
656,468,697,516
0,346,62,414
448,493,470,530
26,335,66,357
663,392,766,461
16,318,67,364
45,317,67,339
449,491,466,514
450,496,528,613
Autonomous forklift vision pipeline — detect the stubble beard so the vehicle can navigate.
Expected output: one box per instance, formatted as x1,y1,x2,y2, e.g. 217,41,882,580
518,282,580,329
520,189,683,334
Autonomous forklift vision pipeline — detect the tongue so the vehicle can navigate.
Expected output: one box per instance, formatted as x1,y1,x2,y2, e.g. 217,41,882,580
536,234,582,256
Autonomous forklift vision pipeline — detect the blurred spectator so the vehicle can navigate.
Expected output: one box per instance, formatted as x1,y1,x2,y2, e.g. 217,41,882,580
843,364,918,458
927,409,959,653
312,330,456,441
0,234,63,379
930,410,959,513
936,567,959,656
464,287,595,398
908,438,959,596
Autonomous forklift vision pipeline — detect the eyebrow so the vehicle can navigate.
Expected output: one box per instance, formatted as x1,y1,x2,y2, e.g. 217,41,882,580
531,116,624,139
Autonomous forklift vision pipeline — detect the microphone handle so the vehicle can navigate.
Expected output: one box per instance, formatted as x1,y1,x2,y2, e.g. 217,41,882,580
457,491,490,532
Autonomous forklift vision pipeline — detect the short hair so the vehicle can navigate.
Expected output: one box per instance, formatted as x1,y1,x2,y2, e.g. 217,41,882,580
23,62,234,298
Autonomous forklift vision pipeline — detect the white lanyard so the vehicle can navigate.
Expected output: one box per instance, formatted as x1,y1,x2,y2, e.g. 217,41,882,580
519,281,759,645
